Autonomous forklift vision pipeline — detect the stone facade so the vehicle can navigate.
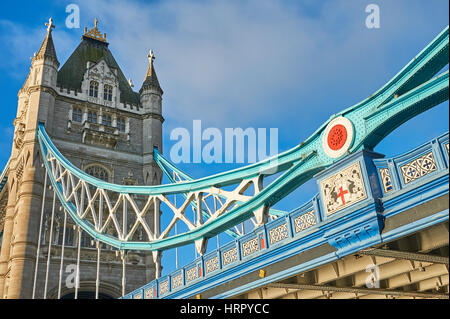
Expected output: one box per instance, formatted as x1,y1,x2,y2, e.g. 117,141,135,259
0,19,163,299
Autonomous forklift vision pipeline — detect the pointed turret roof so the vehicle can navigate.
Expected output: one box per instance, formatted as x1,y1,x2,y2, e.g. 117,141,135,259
57,19,140,105
34,18,59,65
140,50,163,94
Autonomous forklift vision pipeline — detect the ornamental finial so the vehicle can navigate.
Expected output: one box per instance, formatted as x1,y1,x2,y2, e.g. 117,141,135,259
148,50,155,63
146,50,155,77
83,18,107,43
45,18,55,34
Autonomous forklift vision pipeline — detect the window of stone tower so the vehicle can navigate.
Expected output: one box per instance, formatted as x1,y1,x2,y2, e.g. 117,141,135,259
104,84,113,101
72,108,82,122
88,111,98,124
102,114,112,127
58,225,75,246
85,164,110,182
118,118,126,132
80,231,93,248
89,81,99,98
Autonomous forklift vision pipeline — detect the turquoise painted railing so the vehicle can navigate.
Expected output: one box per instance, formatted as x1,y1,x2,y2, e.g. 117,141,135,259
122,132,449,299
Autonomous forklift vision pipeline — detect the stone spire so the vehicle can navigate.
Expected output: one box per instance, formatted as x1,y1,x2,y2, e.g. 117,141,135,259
33,18,59,66
140,50,162,94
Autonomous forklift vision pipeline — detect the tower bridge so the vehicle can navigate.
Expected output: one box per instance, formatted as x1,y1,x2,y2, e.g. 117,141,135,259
0,19,448,299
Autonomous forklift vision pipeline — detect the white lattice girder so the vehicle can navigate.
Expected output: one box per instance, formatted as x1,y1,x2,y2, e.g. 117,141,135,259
44,148,277,248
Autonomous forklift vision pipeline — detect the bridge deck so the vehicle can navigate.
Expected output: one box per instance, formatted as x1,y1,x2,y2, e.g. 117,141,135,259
123,133,449,299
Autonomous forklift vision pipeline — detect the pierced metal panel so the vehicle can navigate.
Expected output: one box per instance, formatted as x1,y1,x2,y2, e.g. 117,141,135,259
241,237,259,257
293,211,316,233
205,256,219,274
400,152,437,184
185,266,199,283
159,280,169,295
222,247,238,267
268,223,289,245
133,292,142,299
144,287,155,299
171,273,183,290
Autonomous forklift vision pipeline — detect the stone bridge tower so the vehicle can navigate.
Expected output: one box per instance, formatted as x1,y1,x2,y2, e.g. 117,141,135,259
0,18,163,299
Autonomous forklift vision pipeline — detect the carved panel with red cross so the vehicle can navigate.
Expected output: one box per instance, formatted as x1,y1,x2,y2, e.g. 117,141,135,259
320,162,367,216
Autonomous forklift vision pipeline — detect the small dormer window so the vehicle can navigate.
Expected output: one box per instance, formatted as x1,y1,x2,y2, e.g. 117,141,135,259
102,114,112,126
118,118,126,132
88,111,97,123
89,81,99,97
72,108,82,122
104,84,113,101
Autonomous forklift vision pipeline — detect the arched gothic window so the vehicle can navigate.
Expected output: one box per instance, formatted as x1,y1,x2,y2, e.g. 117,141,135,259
103,84,113,101
102,114,112,127
72,108,82,122
89,81,99,98
85,164,110,182
118,118,126,132
87,111,97,123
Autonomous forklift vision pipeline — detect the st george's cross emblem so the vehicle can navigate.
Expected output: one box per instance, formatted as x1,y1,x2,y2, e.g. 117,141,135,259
320,162,367,216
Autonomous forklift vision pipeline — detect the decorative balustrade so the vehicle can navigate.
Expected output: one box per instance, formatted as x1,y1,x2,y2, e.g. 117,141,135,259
123,132,449,299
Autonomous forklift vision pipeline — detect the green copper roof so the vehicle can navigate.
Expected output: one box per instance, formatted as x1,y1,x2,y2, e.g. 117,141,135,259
57,36,140,105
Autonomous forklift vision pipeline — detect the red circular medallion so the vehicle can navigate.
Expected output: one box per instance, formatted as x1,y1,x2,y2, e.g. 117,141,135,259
327,124,348,151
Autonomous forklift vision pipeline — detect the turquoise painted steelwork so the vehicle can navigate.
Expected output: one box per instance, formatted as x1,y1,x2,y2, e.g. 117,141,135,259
154,147,241,239
153,147,288,239
123,131,449,299
37,26,449,252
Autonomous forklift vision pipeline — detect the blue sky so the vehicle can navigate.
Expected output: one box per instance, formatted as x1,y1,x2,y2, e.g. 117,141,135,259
0,0,448,276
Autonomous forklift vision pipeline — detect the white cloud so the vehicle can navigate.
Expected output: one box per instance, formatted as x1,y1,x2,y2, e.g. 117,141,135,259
73,0,448,132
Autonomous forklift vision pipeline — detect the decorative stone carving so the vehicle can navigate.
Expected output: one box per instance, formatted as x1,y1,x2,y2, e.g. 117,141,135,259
13,122,26,150
320,162,367,216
